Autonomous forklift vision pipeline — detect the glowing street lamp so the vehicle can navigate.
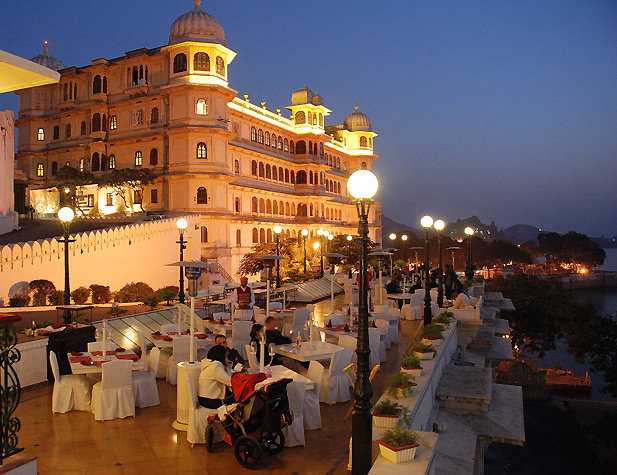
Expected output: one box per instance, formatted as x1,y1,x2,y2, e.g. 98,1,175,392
274,225,283,288
401,234,408,264
347,169,378,475
301,229,309,273
465,227,475,280
434,219,445,308
420,215,434,325
176,217,188,305
58,207,75,324
317,229,325,277
347,234,353,261
327,233,333,253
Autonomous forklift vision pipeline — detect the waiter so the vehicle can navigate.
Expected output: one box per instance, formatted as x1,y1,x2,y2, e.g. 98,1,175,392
234,276,255,320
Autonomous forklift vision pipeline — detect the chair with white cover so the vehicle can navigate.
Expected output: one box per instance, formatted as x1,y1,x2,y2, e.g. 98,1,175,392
282,381,306,447
131,347,160,408
374,319,391,349
373,285,388,307
368,328,381,369
166,335,191,385
230,321,252,359
304,361,324,430
137,331,149,363
344,283,358,306
50,351,92,413
269,302,283,310
319,348,355,404
186,373,219,445
388,308,400,342
245,344,258,369
91,359,135,421
283,308,310,340
322,314,341,327
338,334,357,351
87,341,116,353
252,306,265,324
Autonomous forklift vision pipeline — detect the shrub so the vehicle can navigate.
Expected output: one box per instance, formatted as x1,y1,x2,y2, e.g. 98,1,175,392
414,342,435,352
372,400,401,415
155,286,179,305
107,307,128,317
71,287,91,305
142,295,162,310
116,282,154,303
90,284,111,304
29,279,56,306
400,354,422,369
385,371,415,398
432,312,452,326
422,324,444,339
48,290,64,306
381,425,418,448
9,294,29,307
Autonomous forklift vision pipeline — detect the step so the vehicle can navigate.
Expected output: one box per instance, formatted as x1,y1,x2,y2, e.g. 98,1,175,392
436,365,492,412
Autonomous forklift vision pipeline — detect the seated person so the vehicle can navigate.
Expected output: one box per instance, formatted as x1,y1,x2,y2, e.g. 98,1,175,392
429,270,439,289
214,334,245,368
198,345,231,409
408,275,423,293
250,323,273,366
385,276,403,308
452,281,471,309
265,316,292,345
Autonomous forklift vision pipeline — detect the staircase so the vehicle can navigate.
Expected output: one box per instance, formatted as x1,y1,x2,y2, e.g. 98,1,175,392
205,259,235,284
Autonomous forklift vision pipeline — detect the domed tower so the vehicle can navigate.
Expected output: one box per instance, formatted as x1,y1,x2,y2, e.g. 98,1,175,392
331,105,377,155
30,41,65,71
287,86,331,134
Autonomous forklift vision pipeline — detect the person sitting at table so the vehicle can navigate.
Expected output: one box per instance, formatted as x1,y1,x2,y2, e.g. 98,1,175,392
250,323,274,366
234,276,255,321
265,317,292,346
214,334,245,368
385,275,403,308
452,280,471,309
409,275,423,293
429,270,439,289
198,345,231,409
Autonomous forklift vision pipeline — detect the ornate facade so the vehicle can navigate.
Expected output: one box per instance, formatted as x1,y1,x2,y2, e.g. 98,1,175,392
15,0,382,278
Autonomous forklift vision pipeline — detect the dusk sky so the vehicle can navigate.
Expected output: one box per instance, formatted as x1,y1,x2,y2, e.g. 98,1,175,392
2,1,616,237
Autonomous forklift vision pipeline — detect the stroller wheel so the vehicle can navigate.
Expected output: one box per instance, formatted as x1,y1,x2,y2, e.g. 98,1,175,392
205,424,215,453
234,435,263,469
261,430,285,454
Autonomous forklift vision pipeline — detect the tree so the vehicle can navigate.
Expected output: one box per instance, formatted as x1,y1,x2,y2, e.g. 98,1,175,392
156,286,179,305
71,287,91,304
98,168,154,212
115,282,154,302
29,279,56,306
237,238,307,281
481,240,532,266
90,284,111,303
328,234,378,268
56,165,95,213
538,231,606,271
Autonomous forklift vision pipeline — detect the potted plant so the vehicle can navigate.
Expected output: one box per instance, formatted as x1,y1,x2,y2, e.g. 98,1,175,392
400,354,423,378
421,324,444,347
377,424,420,463
413,342,436,360
371,400,403,428
432,311,453,326
385,371,417,398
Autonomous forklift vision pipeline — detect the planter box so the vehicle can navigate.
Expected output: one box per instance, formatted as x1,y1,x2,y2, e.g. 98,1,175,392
372,409,401,428
378,440,420,463
413,350,435,360
400,366,422,378
421,337,442,347
395,382,417,398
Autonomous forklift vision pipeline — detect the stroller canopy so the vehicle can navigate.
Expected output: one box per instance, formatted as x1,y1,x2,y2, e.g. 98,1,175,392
231,372,267,404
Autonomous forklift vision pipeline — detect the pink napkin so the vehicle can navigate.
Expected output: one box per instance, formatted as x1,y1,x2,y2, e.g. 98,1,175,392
91,351,115,356
69,356,91,363
116,354,139,361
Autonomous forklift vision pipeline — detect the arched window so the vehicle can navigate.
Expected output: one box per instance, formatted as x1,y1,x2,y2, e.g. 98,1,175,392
360,136,368,147
271,134,277,148
296,141,306,154
236,229,241,246
321,204,325,217
267,229,272,243
235,197,241,213
264,132,270,146
194,52,210,71
284,138,289,152
259,228,265,244
109,154,116,169
320,143,324,157
234,159,240,174
309,171,313,185
337,182,341,194
361,162,367,170
132,66,139,86
313,113,317,125
252,228,259,243
150,148,158,165
279,200,284,215
51,161,58,176
257,129,263,144
196,98,208,115
296,170,307,184
310,204,313,216
201,226,208,243
102,114,107,131
266,199,272,214
216,56,225,75
336,157,340,168
278,167,283,181
91,153,100,172
173,53,187,73
313,143,317,155
251,160,257,176
285,203,290,216
278,136,283,150
259,198,265,213
63,83,68,101
53,126,59,140
197,187,207,204
250,126,256,142
135,150,142,166
258,162,264,177
272,166,278,181
273,201,278,215
290,170,295,184
307,113,312,125
151,107,159,123
265,164,271,179
295,111,306,125
298,204,307,217
80,121,86,135
284,169,289,183
101,154,107,171
326,208,330,219
102,76,107,93
197,142,207,159
308,141,312,154
290,140,295,154
73,83,77,100
109,116,117,130
325,179,329,191
369,137,373,147
252,197,258,213
65,124,71,138
92,113,101,132
319,113,323,126
291,203,296,216
93,75,101,94
36,163,44,177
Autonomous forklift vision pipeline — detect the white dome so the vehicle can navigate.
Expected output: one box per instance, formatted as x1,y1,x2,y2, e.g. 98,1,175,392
30,42,64,72
169,0,226,46
344,106,372,132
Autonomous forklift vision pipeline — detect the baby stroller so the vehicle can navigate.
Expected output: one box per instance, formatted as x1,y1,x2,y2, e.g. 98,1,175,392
205,372,294,469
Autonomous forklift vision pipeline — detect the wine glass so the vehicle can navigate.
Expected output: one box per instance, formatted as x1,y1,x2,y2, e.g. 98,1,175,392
268,343,275,366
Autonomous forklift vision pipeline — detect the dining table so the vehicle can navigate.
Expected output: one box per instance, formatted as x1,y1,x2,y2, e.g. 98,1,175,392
273,340,341,362
386,293,414,305
68,350,145,374
150,331,213,349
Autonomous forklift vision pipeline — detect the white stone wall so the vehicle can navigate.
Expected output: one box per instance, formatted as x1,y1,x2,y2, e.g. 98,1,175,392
0,111,18,235
0,215,200,301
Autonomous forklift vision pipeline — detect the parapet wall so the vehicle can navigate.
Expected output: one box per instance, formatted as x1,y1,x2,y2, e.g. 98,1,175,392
0,215,201,302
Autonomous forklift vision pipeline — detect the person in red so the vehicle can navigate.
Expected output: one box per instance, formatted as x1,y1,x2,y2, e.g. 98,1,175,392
234,276,255,320
356,266,373,288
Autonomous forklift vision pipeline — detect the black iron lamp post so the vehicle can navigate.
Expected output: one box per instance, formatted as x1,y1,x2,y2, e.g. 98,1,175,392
410,246,423,277
176,217,188,305
434,220,445,308
58,207,76,324
465,227,475,280
274,225,282,288
301,229,308,273
420,215,434,325
347,169,378,475
317,229,326,277
401,234,408,264
347,234,353,261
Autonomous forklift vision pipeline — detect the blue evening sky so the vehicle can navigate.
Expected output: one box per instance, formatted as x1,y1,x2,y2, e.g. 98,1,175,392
2,0,616,237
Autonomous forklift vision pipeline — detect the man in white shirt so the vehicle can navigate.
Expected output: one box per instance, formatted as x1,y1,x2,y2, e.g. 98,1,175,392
234,276,255,320
452,281,471,309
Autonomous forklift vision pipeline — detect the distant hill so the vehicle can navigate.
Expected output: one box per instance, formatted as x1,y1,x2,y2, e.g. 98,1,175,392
501,224,542,244
381,216,421,241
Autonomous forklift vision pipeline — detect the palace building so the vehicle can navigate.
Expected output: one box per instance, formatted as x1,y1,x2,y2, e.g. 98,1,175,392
15,0,382,279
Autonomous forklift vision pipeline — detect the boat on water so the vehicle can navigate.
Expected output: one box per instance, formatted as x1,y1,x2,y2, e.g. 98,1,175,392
538,367,591,395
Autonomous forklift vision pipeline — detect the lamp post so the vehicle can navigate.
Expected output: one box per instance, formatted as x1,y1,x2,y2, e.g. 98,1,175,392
58,207,75,324
347,234,353,262
256,255,286,316
327,233,333,254
301,229,308,273
388,233,396,275
401,234,408,265
465,227,475,280
434,220,445,308
317,229,325,277
347,169,378,475
420,215,434,325
323,253,346,315
410,246,423,278
274,225,282,288
447,246,461,270
176,217,188,305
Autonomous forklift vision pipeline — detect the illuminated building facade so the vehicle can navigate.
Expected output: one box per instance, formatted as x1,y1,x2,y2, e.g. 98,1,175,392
15,0,382,277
